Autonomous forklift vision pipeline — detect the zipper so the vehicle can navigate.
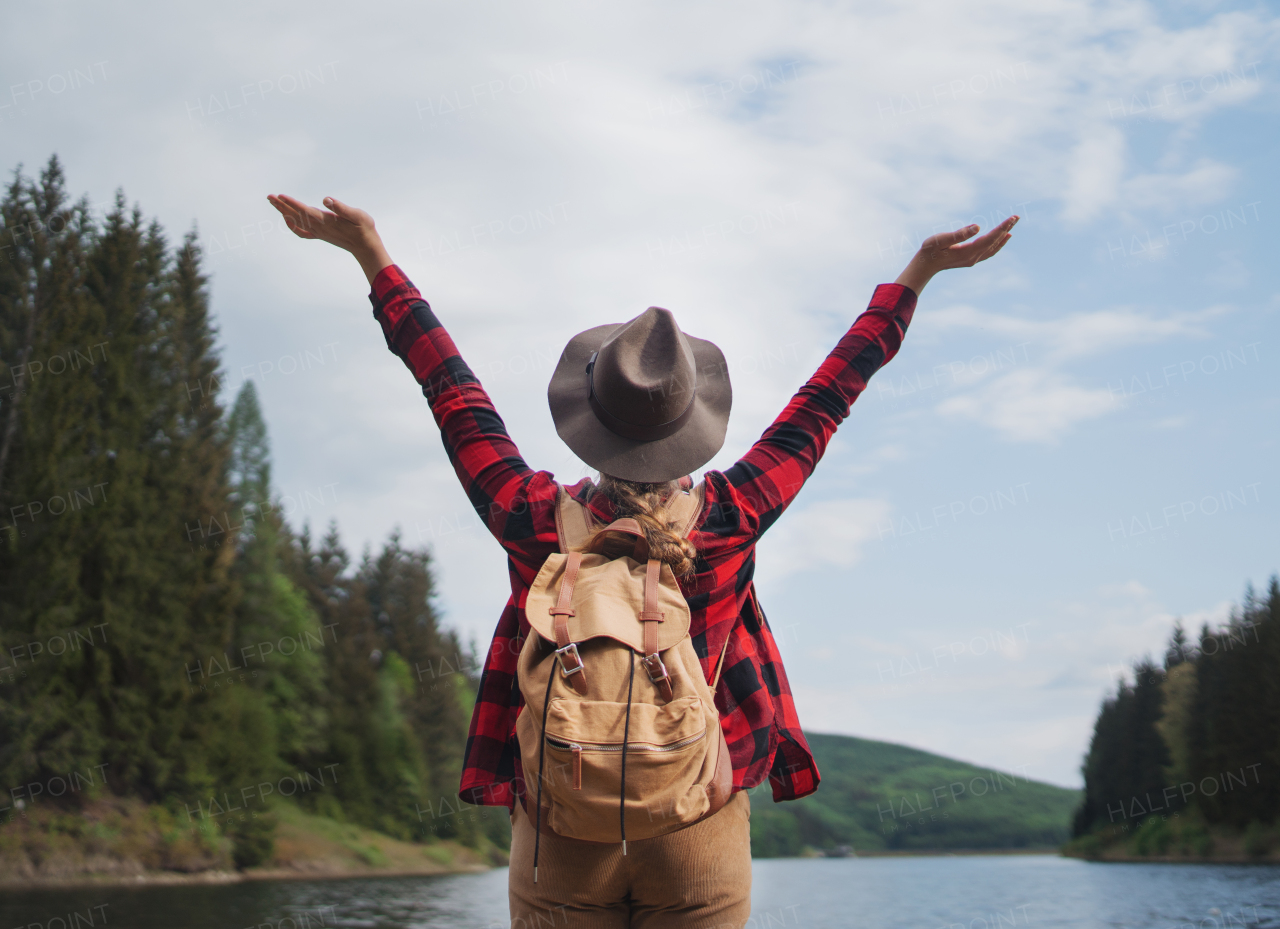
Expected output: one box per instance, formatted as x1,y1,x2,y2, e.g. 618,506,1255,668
545,730,706,754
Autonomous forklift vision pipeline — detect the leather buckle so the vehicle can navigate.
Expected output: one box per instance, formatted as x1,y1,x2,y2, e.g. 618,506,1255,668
555,642,584,677
640,652,669,685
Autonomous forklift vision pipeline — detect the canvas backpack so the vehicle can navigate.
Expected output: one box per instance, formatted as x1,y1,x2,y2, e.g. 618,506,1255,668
516,481,733,878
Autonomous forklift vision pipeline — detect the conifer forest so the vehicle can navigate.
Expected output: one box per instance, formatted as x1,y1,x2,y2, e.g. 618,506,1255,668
0,158,508,869
1070,579,1280,857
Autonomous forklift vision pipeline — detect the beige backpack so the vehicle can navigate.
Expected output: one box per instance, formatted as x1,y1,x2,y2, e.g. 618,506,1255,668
516,481,732,878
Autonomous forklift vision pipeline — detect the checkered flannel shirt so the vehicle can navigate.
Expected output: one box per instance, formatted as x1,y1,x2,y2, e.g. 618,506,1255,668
369,265,917,809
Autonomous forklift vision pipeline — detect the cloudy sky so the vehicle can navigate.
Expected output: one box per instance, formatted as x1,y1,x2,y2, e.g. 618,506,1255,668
4,0,1277,789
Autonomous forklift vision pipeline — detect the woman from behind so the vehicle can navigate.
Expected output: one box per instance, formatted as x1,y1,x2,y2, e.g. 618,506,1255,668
268,191,1015,927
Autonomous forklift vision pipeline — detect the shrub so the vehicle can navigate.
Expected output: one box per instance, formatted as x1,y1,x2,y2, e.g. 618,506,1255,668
1132,817,1172,856
1068,834,1103,858
226,811,278,869
1243,821,1272,858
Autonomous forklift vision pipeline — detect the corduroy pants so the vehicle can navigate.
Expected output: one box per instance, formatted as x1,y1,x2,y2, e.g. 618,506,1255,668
507,790,752,928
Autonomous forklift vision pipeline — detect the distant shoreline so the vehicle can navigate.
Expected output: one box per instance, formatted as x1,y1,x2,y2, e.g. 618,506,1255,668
0,863,490,893
813,848,1061,858
2,850,1068,891
1062,850,1280,865
11,847,1280,891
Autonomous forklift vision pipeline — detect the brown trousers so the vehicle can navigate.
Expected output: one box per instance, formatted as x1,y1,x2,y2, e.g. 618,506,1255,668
507,790,752,929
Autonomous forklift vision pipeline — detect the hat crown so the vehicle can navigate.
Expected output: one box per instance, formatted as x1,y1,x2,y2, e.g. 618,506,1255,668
592,307,697,427
547,303,731,484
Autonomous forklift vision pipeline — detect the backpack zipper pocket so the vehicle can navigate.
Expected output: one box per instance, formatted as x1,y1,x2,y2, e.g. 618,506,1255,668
545,730,706,755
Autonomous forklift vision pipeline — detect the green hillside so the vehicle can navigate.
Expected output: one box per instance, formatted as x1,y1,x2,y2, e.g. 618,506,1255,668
750,733,1081,856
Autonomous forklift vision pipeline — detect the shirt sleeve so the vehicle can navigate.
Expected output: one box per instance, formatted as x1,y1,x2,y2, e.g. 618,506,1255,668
718,283,917,541
369,264,559,570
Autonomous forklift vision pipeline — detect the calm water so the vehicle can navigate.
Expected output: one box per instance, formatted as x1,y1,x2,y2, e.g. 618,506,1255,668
2,856,1278,928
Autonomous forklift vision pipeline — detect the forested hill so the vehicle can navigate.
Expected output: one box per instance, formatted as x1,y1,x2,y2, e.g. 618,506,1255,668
750,733,1080,856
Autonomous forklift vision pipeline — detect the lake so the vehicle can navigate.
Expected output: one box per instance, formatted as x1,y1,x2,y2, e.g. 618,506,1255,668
2,856,1277,929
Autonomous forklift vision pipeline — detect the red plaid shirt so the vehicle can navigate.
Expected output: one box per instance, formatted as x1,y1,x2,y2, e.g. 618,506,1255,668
369,265,917,809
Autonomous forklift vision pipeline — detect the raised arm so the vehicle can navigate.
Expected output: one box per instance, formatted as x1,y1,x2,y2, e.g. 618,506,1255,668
267,194,559,568
720,217,1018,539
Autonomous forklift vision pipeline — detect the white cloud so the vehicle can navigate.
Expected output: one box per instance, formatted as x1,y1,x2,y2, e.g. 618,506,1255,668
846,442,910,477
1098,579,1154,599
1062,126,1127,224
929,302,1225,363
936,367,1117,443
921,299,1233,441
1120,159,1237,213
755,497,893,582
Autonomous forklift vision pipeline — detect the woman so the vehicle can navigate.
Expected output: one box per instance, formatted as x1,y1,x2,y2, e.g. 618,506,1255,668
268,192,1016,927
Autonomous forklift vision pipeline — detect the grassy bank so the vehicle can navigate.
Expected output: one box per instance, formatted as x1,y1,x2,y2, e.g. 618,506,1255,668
0,798,505,888
1063,813,1280,863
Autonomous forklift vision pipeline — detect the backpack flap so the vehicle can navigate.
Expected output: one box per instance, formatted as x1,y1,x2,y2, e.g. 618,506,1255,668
525,552,691,655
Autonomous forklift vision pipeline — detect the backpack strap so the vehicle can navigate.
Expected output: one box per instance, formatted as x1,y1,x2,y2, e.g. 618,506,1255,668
555,485,596,552
549,551,589,696
664,482,705,538
638,557,674,703
710,633,731,690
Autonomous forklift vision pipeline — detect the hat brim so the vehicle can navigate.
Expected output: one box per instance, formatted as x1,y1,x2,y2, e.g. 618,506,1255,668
548,322,732,484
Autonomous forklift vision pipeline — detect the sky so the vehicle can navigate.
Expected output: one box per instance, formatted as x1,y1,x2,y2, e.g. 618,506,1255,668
3,0,1277,790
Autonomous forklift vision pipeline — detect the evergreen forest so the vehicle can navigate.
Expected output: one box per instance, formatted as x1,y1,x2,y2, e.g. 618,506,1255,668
0,157,508,872
1069,578,1280,859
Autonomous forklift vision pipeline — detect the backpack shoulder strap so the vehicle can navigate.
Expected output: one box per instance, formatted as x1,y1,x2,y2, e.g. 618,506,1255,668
710,632,731,689
555,485,596,553
664,481,705,538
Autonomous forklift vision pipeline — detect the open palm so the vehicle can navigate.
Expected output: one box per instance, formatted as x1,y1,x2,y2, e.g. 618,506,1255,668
922,217,1017,269
895,215,1018,294
267,194,376,249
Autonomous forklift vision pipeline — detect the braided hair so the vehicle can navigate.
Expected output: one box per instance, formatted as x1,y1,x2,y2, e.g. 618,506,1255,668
590,474,698,576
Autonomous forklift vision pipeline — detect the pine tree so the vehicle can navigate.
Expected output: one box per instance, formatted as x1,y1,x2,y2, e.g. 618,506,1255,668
1187,580,1279,826
1165,621,1191,668
361,531,473,841
283,521,382,822
1125,658,1173,810
197,381,328,789
0,159,237,800
1156,667,1197,790
0,157,108,786
1072,658,1171,835
79,191,242,798
1073,674,1127,837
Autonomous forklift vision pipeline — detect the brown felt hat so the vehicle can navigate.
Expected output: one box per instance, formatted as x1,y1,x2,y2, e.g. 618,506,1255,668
548,307,732,483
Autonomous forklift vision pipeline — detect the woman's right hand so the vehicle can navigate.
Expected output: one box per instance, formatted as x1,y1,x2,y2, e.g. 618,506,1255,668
267,194,394,284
